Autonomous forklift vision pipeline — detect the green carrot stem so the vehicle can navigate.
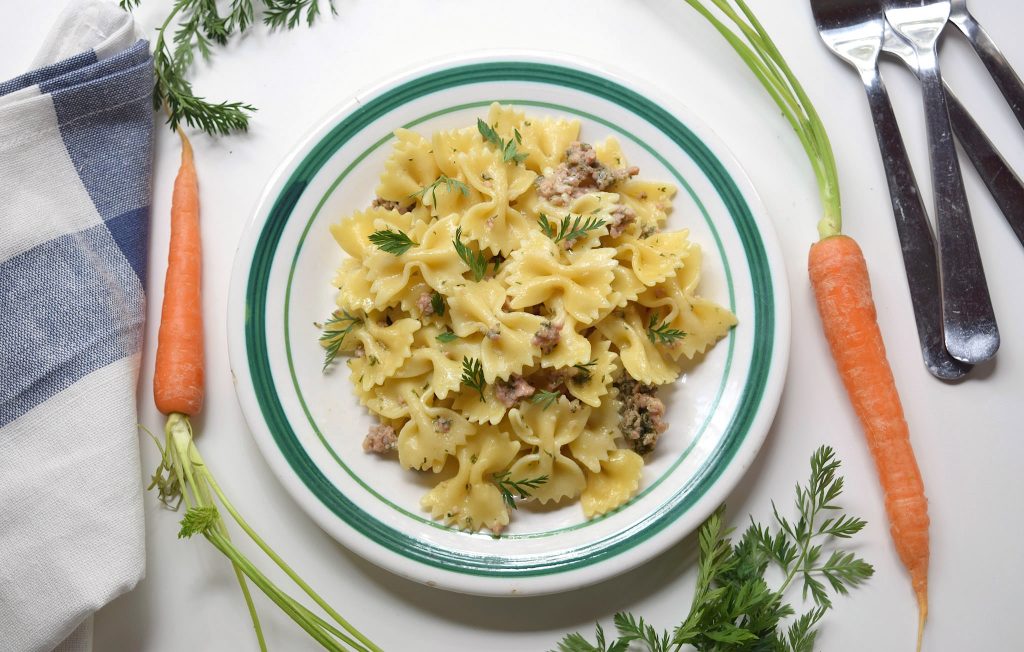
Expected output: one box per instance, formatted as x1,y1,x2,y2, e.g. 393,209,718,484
683,0,842,237
199,464,384,652
167,414,267,652
681,2,823,178
730,0,842,232
205,531,350,652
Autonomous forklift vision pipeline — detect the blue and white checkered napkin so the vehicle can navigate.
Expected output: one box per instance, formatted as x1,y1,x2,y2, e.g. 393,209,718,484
0,2,154,650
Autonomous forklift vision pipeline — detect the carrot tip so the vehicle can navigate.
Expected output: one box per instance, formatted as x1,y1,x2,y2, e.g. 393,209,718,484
915,590,928,652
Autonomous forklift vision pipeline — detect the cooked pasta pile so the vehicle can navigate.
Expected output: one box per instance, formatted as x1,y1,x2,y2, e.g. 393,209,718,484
321,103,736,533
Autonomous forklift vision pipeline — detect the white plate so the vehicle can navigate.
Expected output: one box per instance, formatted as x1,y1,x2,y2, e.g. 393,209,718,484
227,53,790,597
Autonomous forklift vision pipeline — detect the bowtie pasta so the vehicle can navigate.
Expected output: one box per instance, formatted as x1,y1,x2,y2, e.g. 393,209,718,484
321,103,737,534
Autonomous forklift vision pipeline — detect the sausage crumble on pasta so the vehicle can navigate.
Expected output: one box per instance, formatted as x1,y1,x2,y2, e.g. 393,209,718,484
321,103,736,533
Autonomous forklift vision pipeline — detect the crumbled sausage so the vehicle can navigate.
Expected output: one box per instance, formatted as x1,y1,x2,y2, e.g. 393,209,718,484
433,416,451,433
416,291,435,317
608,205,637,237
530,368,568,393
486,326,501,341
536,142,640,206
614,375,668,454
363,423,397,453
371,197,412,213
494,375,536,408
531,320,563,354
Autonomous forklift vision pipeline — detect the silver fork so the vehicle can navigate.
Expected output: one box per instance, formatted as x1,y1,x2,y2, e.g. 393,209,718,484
808,0,969,379
885,0,998,365
883,24,1024,250
949,0,1024,131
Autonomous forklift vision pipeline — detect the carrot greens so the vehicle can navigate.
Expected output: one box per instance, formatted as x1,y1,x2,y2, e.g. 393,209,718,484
121,0,335,135
553,447,871,652
681,0,840,239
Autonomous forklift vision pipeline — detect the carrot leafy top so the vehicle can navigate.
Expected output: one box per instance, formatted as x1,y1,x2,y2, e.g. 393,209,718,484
683,0,842,239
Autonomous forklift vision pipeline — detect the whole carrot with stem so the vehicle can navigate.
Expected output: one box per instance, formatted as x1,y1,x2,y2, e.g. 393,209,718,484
682,0,929,647
150,129,381,652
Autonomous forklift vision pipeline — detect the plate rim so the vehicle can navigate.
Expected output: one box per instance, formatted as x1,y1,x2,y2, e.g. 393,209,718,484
227,51,791,596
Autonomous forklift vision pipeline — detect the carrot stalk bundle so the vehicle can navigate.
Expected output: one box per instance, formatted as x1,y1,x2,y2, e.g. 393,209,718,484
683,1,929,647
150,131,380,652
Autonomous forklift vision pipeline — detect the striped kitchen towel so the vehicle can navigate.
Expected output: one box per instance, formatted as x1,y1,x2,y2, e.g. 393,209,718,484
0,2,153,651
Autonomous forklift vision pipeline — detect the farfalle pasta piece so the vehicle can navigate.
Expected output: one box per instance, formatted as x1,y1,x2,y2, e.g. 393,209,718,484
504,232,616,324
638,252,737,360
396,386,474,472
507,397,590,504
420,426,521,532
600,265,647,322
536,297,590,369
330,207,383,260
486,103,583,175
346,317,419,390
580,449,644,518
363,214,468,306
596,305,679,385
566,338,617,408
375,128,442,202
457,147,537,255
615,229,691,287
431,125,484,178
354,373,429,420
452,383,507,425
391,324,464,399
446,279,545,381
332,258,375,314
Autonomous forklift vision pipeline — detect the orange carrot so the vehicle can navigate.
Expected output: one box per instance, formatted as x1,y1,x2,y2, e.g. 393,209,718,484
153,130,204,416
809,235,930,644
681,1,930,646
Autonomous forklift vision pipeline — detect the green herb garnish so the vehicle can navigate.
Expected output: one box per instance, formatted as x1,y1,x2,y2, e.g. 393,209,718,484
320,309,360,371
461,356,486,401
538,213,556,239
553,446,872,652
410,174,470,207
368,228,417,256
453,226,488,281
477,118,529,164
430,291,445,317
436,330,459,343
493,471,549,509
539,213,607,247
530,390,562,411
572,359,598,384
122,0,335,136
647,313,686,345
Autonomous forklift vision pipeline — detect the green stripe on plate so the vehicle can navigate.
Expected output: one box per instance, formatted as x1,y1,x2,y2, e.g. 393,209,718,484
245,62,774,576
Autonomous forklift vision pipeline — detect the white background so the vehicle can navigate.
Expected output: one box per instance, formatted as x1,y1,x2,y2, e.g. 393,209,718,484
4,1,1023,650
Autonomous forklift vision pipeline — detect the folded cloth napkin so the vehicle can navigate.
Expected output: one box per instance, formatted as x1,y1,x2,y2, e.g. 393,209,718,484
0,2,154,651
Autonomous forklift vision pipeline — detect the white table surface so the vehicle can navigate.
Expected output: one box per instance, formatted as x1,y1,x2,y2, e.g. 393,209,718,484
5,1,1023,650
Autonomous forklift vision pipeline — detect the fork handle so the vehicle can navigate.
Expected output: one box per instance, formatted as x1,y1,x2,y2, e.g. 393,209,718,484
860,67,970,379
945,85,1024,248
916,50,999,363
951,13,1024,133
